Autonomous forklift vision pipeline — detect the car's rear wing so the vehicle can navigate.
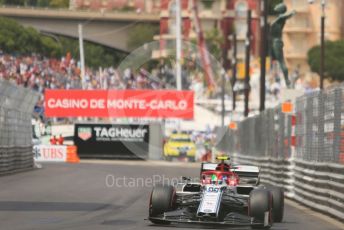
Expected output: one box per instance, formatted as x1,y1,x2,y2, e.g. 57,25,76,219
232,165,260,185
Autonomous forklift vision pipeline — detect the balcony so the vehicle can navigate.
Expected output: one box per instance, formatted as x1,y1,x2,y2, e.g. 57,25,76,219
284,27,312,33
160,9,190,18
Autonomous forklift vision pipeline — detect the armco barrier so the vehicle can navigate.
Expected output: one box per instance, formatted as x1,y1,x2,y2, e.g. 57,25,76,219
0,79,38,175
220,83,344,221
233,154,344,221
0,146,34,175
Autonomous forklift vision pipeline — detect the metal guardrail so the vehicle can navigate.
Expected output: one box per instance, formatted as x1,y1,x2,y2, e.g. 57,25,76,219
218,83,344,221
0,79,38,175
232,154,344,221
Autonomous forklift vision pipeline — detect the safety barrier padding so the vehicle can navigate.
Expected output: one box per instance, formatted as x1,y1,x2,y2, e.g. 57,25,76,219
233,154,344,221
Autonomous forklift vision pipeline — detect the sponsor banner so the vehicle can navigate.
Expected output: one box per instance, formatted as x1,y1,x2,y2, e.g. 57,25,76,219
45,90,194,119
33,145,67,162
74,124,150,159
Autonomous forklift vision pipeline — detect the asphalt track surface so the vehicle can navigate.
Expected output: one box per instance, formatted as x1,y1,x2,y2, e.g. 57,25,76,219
0,161,343,230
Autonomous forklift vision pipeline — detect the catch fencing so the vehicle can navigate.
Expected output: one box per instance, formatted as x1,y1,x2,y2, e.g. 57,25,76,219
217,83,344,221
0,79,38,175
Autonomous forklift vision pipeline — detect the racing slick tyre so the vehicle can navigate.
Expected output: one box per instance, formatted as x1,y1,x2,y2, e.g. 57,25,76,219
249,189,273,229
269,186,284,222
149,184,176,225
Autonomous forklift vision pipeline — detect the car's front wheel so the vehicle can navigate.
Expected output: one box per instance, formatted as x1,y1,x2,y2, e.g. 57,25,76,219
149,184,176,224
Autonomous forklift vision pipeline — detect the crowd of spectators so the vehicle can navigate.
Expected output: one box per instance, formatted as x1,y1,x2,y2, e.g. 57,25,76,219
0,52,178,118
0,53,172,92
0,52,316,120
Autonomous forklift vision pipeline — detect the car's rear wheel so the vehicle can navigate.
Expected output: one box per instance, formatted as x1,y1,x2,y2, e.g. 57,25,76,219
249,189,273,229
149,184,176,224
269,186,284,222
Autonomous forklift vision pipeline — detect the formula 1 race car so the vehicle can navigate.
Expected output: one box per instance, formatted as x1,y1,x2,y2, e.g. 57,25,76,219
148,156,284,229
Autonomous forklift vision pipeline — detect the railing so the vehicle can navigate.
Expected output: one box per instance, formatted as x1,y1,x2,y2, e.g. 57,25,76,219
0,6,160,20
217,83,344,221
0,79,38,175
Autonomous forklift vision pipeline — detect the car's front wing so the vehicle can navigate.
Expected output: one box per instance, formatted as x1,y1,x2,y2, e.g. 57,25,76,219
148,209,271,228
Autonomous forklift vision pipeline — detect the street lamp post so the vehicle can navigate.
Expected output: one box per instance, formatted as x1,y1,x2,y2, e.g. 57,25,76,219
244,10,252,118
309,0,326,89
259,0,268,112
232,33,237,112
320,0,325,90
78,24,86,89
175,0,182,91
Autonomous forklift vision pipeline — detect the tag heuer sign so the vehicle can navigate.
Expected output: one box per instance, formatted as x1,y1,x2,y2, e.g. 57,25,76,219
78,127,92,141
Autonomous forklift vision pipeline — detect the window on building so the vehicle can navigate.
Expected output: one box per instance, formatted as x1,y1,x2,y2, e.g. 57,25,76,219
289,15,310,28
235,1,248,18
235,1,248,37
291,0,307,10
169,2,177,34
237,41,246,56
170,1,177,17
291,34,308,54
235,20,247,37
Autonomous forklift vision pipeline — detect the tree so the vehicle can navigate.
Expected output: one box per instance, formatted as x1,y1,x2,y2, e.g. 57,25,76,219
0,0,36,6
40,36,62,57
0,17,125,68
59,36,126,68
308,40,344,82
127,24,159,50
0,17,61,56
1,0,25,5
49,0,69,8
37,0,49,7
201,0,214,9
204,28,224,60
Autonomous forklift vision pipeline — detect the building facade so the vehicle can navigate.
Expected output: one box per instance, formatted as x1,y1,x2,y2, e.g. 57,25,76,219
153,0,261,74
283,0,344,79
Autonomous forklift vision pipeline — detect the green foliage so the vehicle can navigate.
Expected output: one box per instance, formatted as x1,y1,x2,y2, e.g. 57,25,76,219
127,24,159,50
0,17,48,55
268,0,283,15
0,17,125,68
0,0,68,8
201,0,214,9
37,0,49,7
308,40,344,82
120,6,136,12
48,0,69,8
0,0,25,5
40,36,62,57
204,28,224,60
59,37,125,68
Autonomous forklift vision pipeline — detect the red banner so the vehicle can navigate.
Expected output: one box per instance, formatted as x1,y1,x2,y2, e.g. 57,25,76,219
45,90,194,119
